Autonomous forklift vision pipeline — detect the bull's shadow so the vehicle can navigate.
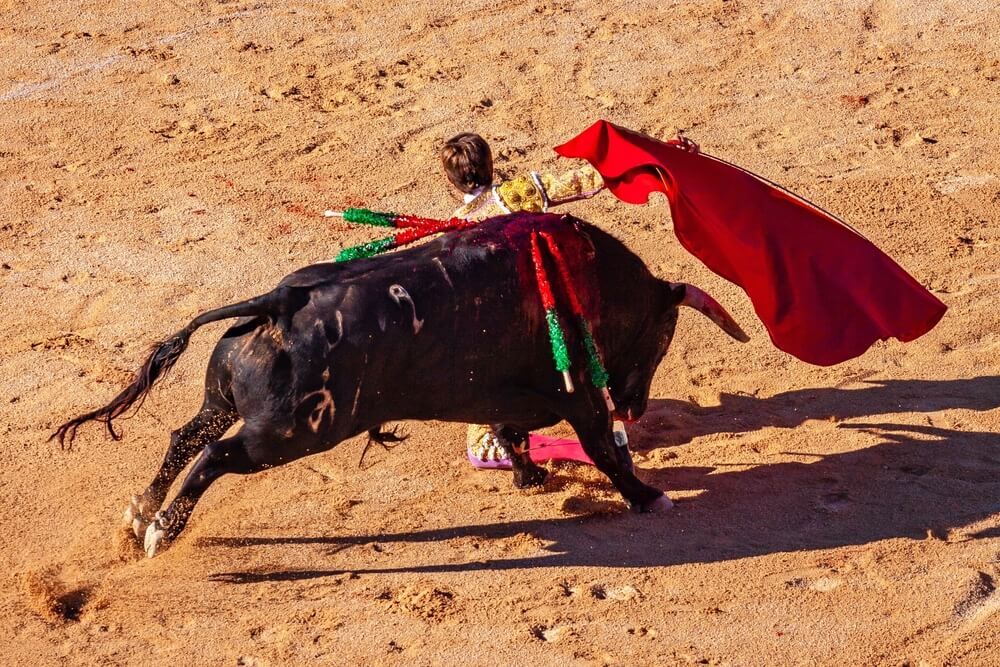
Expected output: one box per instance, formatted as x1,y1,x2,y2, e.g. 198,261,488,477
628,375,1000,451
205,376,1000,583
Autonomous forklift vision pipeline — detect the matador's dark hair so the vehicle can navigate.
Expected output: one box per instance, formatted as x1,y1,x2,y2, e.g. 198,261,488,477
441,133,494,194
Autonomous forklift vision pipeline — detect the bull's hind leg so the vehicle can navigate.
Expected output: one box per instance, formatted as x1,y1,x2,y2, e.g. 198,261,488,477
124,399,238,540
125,340,240,540
143,430,274,557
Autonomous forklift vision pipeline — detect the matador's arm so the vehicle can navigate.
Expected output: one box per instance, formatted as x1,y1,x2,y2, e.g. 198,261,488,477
454,162,609,220
536,163,605,208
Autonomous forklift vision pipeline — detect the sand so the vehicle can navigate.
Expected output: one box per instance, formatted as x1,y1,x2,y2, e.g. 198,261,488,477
1,0,998,664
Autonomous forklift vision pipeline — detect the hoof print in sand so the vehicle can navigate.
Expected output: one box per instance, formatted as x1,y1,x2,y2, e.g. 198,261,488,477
22,570,106,624
377,583,457,622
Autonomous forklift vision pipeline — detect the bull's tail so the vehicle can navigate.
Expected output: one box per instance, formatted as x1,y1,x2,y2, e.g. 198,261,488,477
51,293,278,447
674,283,750,343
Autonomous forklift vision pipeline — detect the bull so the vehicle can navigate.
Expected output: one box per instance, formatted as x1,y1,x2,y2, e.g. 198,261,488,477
54,213,748,557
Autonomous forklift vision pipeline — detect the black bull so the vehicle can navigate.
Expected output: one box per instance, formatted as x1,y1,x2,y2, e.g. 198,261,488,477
54,213,748,557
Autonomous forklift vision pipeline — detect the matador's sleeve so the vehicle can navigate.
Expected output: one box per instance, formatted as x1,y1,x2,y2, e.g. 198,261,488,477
537,163,605,207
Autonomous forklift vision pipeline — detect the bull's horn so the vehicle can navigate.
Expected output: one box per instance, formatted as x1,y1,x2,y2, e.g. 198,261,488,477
676,283,750,343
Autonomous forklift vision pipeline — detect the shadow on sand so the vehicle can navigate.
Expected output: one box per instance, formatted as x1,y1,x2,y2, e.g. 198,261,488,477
203,376,1000,584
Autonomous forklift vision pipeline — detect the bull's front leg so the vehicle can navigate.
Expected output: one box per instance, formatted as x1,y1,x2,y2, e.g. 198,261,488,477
495,425,548,488
566,407,672,513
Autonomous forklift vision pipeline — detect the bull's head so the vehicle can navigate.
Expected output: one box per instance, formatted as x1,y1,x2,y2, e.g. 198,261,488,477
607,281,748,423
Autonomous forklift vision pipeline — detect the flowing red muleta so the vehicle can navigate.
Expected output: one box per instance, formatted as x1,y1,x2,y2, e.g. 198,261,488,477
555,120,947,366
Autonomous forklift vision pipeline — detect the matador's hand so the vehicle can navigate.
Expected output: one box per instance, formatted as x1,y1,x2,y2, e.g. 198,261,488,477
668,135,700,154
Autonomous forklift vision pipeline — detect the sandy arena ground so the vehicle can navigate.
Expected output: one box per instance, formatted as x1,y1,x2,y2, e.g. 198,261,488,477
2,1,999,664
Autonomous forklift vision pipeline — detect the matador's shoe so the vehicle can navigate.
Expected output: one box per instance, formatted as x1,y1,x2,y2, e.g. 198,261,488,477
466,424,513,470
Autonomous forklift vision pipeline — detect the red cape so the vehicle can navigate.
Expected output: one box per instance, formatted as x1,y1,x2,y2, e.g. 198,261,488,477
555,120,946,366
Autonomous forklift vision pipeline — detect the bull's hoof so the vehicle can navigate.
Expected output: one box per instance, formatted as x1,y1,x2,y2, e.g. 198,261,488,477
123,495,149,541
513,466,548,489
144,513,169,558
633,494,674,514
